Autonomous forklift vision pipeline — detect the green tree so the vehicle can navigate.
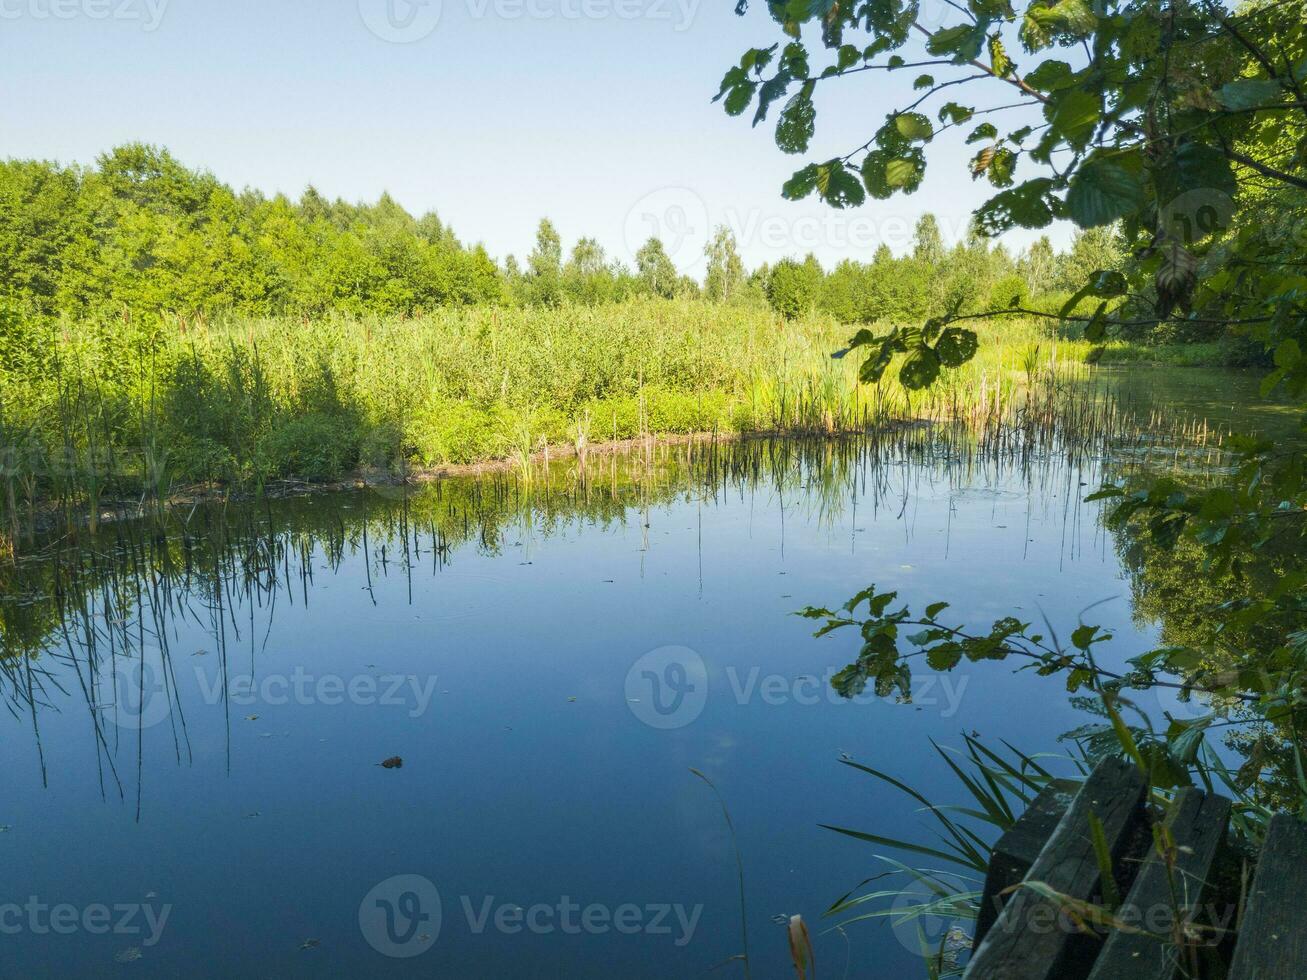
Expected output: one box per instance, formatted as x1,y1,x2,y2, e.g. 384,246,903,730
704,226,745,301
766,256,822,318
526,218,563,306
819,259,872,322
635,237,678,298
1019,236,1058,298
911,213,944,266
1055,226,1127,293
563,238,623,304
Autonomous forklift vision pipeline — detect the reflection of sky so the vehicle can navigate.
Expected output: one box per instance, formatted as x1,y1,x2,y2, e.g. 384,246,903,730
4,442,1167,978
1,0,1067,275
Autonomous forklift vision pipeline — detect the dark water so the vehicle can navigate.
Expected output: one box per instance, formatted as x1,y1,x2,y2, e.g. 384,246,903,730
0,367,1277,978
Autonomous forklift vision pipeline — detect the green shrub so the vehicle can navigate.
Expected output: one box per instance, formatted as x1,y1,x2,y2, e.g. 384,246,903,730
407,399,518,465
259,413,357,481
767,259,823,319
986,273,1029,311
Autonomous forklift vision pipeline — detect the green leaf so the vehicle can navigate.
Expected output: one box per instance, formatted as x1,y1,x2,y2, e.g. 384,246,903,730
1023,59,1071,91
863,149,925,194
859,340,896,382
989,34,1013,78
913,74,935,90
885,156,921,187
776,83,816,154
935,327,979,367
899,346,941,389
895,112,934,142
1023,0,1096,49
830,663,872,699
1275,338,1302,369
814,159,866,208
1066,153,1144,228
1046,88,1100,149
987,147,1017,187
836,44,860,70
1160,141,1237,200
1084,302,1109,341
966,122,998,144
1215,78,1283,111
714,65,748,101
782,163,819,200
939,102,974,125
928,24,982,59
1060,270,1126,318
975,178,1058,233
722,79,757,116
926,644,963,671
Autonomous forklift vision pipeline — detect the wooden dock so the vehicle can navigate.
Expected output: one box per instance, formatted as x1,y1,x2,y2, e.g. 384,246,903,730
966,757,1307,979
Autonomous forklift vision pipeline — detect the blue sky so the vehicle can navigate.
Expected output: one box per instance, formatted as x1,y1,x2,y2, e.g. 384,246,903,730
1,0,1069,273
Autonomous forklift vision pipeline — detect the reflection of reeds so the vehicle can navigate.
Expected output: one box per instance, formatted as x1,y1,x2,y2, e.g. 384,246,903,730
3,400,1232,801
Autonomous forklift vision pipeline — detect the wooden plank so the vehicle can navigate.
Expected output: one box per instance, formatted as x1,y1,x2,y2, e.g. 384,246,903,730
1229,813,1307,979
975,780,1079,944
964,757,1149,980
1086,787,1231,980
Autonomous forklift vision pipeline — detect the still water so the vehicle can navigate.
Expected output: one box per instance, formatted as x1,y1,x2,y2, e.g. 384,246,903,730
0,367,1283,978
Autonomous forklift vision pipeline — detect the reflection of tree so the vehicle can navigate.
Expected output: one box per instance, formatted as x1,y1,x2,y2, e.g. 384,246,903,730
1111,498,1305,814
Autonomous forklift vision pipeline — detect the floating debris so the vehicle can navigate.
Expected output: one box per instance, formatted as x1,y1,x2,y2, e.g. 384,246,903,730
379,757,404,769
299,939,320,951
115,948,143,964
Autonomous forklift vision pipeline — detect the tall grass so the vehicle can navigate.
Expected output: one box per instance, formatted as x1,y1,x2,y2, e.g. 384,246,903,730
0,299,1104,542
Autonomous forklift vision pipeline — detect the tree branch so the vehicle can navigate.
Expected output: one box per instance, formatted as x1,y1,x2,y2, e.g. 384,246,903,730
910,22,1050,105
1221,145,1307,191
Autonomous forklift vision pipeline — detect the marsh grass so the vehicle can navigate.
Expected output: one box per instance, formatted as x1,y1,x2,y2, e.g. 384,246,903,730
0,298,1173,548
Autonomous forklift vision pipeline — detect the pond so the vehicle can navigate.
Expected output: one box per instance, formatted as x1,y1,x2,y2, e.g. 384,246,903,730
0,366,1284,977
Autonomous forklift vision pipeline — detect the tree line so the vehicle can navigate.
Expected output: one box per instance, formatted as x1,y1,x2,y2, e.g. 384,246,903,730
1,142,1123,325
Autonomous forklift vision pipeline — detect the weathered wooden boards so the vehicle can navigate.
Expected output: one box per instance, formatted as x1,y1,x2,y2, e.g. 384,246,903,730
967,756,1307,979
1228,813,1307,979
965,757,1149,979
974,779,1078,944
1087,788,1231,980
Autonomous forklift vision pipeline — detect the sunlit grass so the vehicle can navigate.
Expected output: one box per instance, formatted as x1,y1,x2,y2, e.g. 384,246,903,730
0,298,1117,542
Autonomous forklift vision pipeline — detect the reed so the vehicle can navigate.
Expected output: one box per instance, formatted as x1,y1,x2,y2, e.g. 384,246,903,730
0,299,1119,546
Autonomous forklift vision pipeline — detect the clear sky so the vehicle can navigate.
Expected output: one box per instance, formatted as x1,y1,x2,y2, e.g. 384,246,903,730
1,0,1070,275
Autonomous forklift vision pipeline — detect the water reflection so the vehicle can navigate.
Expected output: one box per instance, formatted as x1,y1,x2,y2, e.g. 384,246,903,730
0,368,1287,978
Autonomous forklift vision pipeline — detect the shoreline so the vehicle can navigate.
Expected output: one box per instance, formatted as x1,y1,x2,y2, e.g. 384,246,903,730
14,427,914,539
